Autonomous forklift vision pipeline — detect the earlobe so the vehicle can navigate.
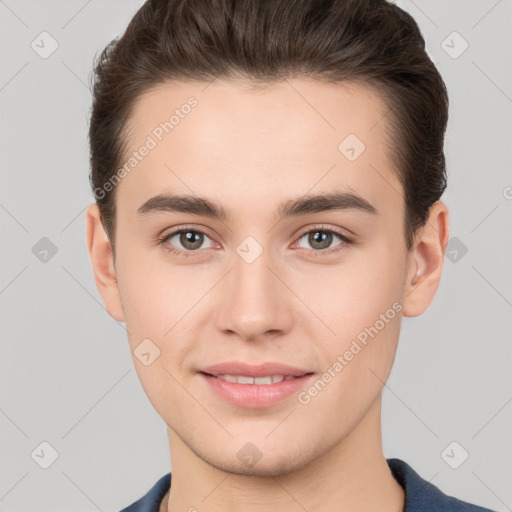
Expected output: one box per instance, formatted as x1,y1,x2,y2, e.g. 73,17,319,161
85,203,125,322
402,201,450,318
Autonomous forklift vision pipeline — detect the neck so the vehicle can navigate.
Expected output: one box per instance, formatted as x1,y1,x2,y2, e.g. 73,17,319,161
165,395,404,512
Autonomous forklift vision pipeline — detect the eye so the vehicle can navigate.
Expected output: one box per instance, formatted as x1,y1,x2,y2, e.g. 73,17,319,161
158,226,217,256
295,226,354,255
157,224,354,258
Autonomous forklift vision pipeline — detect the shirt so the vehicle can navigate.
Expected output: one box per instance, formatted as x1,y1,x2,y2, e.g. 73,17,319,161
119,457,496,512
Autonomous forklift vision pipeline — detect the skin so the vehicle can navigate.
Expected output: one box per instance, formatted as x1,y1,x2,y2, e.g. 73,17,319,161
86,77,449,512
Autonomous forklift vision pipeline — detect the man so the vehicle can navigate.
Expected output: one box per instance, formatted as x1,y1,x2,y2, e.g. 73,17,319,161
85,0,495,510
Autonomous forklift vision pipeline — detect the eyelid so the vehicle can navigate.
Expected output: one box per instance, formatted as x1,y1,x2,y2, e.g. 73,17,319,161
159,224,216,241
294,223,354,242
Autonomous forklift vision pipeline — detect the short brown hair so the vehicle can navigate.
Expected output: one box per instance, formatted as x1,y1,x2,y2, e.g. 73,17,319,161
88,0,449,253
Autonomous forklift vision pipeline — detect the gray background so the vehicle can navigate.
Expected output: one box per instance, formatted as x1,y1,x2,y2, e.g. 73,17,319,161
1,0,511,511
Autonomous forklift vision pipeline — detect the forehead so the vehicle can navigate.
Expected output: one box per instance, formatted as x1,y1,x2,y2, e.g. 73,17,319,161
117,77,400,219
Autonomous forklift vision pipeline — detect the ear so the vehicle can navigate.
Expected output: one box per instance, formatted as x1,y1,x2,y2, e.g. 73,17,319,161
402,201,450,317
85,203,125,322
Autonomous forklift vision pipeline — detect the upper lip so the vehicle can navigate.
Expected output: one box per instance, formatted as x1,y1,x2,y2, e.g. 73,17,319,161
200,361,312,378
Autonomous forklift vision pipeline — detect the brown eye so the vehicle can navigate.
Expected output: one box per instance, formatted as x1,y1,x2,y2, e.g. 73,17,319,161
161,227,216,254
295,226,354,255
307,231,334,250
176,230,204,251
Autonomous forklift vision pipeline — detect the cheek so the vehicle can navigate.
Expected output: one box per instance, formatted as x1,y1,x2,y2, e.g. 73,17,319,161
297,291,403,432
114,249,212,379
293,242,406,400
328,247,405,396
295,243,406,334
115,246,193,332
115,252,199,410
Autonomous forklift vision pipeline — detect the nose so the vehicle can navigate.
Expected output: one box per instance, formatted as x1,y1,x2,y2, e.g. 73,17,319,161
214,245,294,342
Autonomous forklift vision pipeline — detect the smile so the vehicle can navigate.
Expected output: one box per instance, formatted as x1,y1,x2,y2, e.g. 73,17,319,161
208,374,298,385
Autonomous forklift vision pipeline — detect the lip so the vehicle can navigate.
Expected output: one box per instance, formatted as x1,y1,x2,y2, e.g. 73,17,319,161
198,361,315,408
200,361,311,378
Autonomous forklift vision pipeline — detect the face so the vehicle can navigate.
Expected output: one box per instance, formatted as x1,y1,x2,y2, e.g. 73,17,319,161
87,78,448,476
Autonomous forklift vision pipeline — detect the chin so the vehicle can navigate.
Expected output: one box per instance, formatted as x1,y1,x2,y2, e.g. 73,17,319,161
198,443,317,478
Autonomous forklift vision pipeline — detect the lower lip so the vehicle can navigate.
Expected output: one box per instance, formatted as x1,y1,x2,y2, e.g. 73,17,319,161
199,372,315,408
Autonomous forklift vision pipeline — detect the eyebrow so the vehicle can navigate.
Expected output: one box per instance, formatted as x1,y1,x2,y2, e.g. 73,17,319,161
136,190,378,221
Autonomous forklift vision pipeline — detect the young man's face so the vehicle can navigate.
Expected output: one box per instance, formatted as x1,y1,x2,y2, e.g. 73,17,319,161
87,78,448,476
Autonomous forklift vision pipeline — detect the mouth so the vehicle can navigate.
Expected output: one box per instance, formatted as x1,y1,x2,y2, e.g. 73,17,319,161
200,372,312,385
198,369,316,408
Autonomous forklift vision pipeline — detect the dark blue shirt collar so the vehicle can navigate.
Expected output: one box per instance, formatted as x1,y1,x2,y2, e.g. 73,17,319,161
120,458,495,512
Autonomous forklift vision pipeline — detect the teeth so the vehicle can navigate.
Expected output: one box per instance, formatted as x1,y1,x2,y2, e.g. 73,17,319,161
216,374,297,384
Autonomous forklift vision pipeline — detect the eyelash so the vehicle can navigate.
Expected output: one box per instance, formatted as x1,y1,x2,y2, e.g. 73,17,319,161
157,224,355,258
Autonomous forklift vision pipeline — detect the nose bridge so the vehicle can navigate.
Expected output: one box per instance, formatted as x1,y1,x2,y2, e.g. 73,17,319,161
216,239,291,339
232,244,278,312
234,243,273,296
